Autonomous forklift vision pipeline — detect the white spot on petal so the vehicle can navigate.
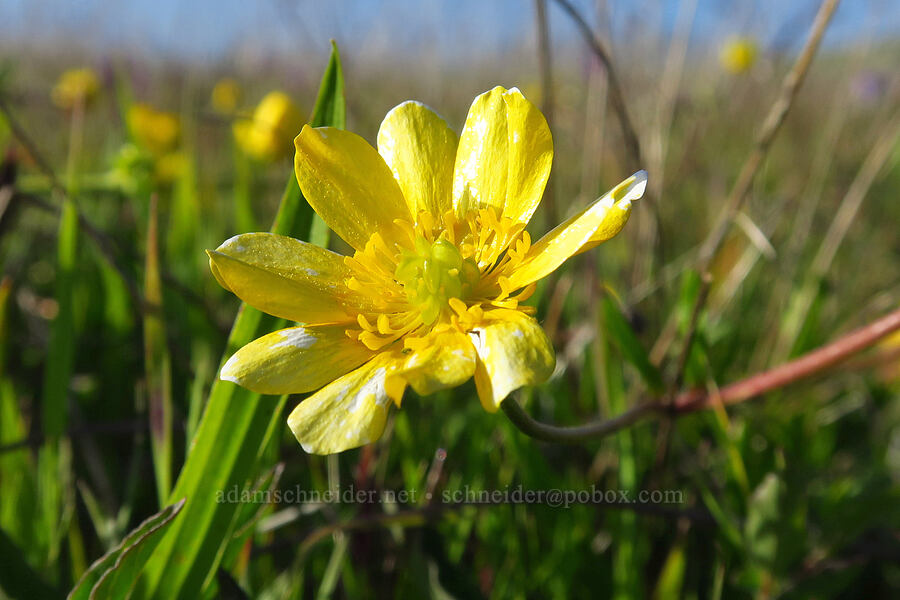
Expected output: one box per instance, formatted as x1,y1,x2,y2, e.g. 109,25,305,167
346,368,386,413
220,352,242,381
273,328,317,349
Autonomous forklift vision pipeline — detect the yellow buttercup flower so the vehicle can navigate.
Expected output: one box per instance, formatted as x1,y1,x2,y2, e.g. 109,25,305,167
51,67,101,110
127,103,181,156
211,77,242,114
153,150,187,183
208,86,646,454
233,90,304,161
720,37,758,74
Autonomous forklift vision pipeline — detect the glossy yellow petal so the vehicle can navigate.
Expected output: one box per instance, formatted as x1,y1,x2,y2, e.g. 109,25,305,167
219,325,374,394
453,87,508,218
220,324,374,395
384,328,477,406
288,353,394,454
207,233,369,324
506,170,647,290
470,310,556,411
452,86,552,226
501,87,553,225
294,125,412,250
377,101,458,218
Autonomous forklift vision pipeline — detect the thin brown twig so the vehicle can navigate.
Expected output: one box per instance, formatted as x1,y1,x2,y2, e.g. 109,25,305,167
256,494,715,559
770,107,900,362
534,0,555,133
14,192,228,335
551,0,642,172
0,95,149,311
670,272,711,391
670,0,841,382
0,95,65,193
534,0,559,224
16,191,146,311
697,0,841,269
2,96,230,335
502,305,900,443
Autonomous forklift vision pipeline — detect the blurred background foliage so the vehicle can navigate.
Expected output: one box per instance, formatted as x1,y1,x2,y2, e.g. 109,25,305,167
0,0,899,598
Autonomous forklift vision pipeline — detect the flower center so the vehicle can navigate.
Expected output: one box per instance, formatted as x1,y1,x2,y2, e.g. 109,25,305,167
394,236,480,325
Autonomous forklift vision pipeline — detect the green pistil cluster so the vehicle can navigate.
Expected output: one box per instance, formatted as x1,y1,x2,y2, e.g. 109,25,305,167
394,237,480,325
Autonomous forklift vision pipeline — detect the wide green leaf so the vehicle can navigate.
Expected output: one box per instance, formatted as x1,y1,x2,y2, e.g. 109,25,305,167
135,43,346,599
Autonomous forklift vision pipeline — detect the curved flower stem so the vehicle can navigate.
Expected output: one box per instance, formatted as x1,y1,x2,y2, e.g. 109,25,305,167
502,306,900,443
501,398,657,444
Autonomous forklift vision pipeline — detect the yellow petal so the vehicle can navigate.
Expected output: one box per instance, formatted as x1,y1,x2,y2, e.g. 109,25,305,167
502,88,553,225
294,125,412,250
377,101,458,218
384,328,477,406
506,171,647,290
207,233,368,324
453,87,508,218
470,309,556,411
452,86,552,226
220,324,374,395
288,353,394,454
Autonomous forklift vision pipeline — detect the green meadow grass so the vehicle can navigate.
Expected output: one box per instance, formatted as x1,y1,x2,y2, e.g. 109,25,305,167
0,26,899,600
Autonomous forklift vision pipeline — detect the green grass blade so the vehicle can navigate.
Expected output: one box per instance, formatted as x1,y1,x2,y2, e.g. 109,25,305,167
36,198,79,579
136,43,345,599
143,195,173,506
43,197,78,439
600,294,664,393
67,499,185,600
185,342,214,448
316,533,348,600
309,40,346,130
595,309,641,600
653,541,686,600
233,142,256,233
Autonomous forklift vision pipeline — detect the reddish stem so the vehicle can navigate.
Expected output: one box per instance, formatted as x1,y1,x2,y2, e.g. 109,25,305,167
673,307,900,412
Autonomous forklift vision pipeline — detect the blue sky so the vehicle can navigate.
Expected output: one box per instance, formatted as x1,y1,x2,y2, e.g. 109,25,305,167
1,0,898,63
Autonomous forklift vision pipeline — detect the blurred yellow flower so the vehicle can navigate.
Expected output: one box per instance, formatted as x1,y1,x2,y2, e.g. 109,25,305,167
211,78,242,114
51,67,101,110
876,330,900,383
127,103,181,156
720,37,758,74
233,91,304,161
154,151,187,183
208,86,646,454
